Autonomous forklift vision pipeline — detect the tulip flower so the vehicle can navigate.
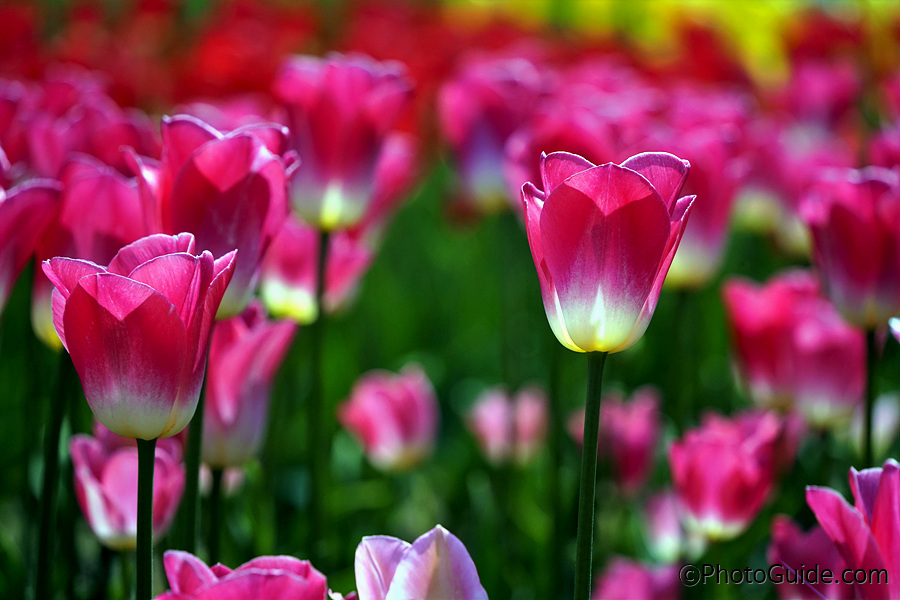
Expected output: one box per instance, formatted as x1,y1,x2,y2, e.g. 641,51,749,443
669,410,786,541
807,459,900,599
70,426,184,550
521,151,695,353
466,385,547,465
355,525,488,600
0,177,60,316
272,53,412,230
202,301,296,468
767,515,852,600
439,55,544,214
128,114,292,318
801,166,900,329
592,558,680,600
32,155,150,349
155,551,328,600
568,386,661,495
42,232,235,440
723,269,865,429
643,491,705,564
339,365,438,471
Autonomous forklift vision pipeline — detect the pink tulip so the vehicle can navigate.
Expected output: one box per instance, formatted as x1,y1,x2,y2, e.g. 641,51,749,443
31,155,150,349
466,385,547,465
338,364,438,471
723,269,865,428
521,151,695,353
155,551,328,600
439,55,544,214
260,214,373,325
272,53,412,230
568,386,661,495
70,428,184,550
669,410,786,541
202,301,296,468
355,525,487,600
592,557,680,600
801,167,900,328
0,177,59,315
643,491,705,563
807,460,900,599
767,515,853,600
42,232,235,439
128,114,292,318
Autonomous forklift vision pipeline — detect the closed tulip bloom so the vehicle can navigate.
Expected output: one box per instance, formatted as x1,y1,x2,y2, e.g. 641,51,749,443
338,365,438,471
156,551,328,600
0,177,59,315
592,558,680,600
801,167,900,328
723,270,865,429
466,385,547,465
807,460,900,599
272,53,412,230
70,430,184,550
42,232,235,439
129,114,291,318
202,301,296,468
355,525,488,600
522,151,695,353
767,516,852,600
669,410,785,541
32,155,150,349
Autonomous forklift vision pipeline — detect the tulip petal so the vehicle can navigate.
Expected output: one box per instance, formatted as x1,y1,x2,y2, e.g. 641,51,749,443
539,151,596,195
63,274,189,439
163,550,220,594
868,461,900,598
355,535,411,600
193,570,327,600
620,152,690,210
108,233,196,277
385,526,488,600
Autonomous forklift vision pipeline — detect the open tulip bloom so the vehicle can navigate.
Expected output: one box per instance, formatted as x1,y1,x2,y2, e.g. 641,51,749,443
521,150,693,599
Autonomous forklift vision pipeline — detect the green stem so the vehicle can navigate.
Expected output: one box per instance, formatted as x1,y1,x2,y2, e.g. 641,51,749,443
35,353,77,600
136,438,157,600
573,351,608,600
547,341,566,598
863,328,878,467
308,229,330,562
179,383,205,553
208,467,224,563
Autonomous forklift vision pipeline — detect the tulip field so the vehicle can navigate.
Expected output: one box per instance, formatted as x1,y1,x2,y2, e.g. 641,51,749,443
5,1,900,599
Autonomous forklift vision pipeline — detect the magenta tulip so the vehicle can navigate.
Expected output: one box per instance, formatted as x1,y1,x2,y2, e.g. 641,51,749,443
70,426,184,550
723,269,865,428
202,301,296,468
338,364,438,471
801,166,900,328
669,410,786,541
767,515,853,600
155,551,328,600
272,53,412,230
592,558,680,600
807,460,900,599
42,232,235,439
568,386,661,495
643,491,704,563
355,525,488,600
522,151,695,353
439,55,543,214
128,114,291,318
466,385,547,465
32,155,150,349
0,177,59,316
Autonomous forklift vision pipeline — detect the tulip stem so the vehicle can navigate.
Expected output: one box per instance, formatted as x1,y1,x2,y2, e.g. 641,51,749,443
308,229,330,562
863,328,878,467
179,382,206,553
136,437,157,600
573,351,608,600
35,352,77,600
208,467,223,563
